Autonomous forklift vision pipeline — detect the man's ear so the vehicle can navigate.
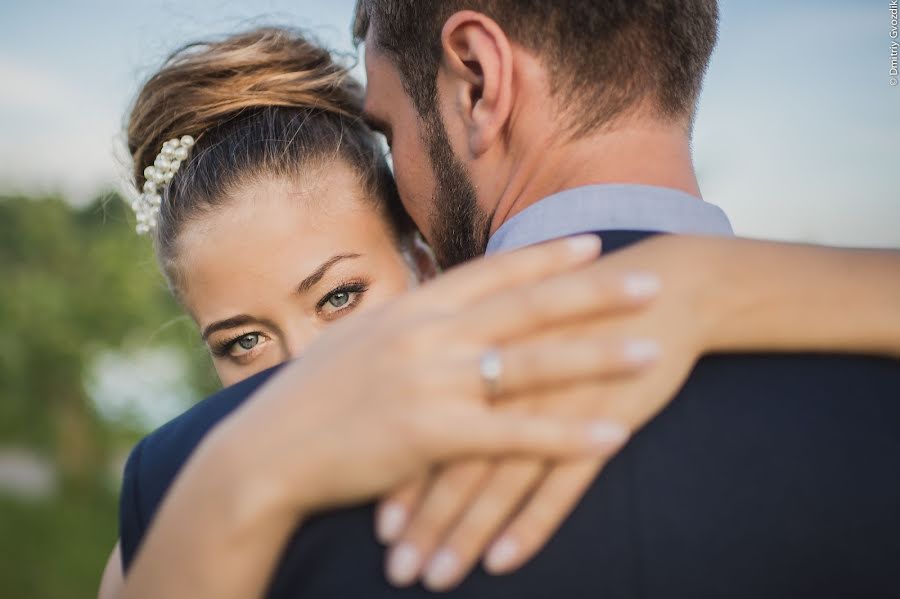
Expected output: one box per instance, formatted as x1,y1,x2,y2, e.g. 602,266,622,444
440,11,514,157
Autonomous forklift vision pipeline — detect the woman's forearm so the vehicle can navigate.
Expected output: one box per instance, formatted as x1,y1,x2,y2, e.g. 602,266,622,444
122,430,302,599
703,238,900,358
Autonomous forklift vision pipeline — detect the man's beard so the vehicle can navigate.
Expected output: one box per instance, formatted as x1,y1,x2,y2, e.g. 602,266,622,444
423,113,491,269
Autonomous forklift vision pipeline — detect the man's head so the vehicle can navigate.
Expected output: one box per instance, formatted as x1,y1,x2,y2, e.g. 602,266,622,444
356,0,719,266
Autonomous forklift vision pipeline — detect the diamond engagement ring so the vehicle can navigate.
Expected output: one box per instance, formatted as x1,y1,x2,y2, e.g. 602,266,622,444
479,348,504,398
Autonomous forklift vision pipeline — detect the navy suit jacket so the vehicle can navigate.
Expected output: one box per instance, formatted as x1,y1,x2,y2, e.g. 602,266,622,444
120,231,900,598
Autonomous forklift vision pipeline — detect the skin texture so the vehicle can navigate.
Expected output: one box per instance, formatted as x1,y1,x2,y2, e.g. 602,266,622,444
176,163,416,386
362,54,439,247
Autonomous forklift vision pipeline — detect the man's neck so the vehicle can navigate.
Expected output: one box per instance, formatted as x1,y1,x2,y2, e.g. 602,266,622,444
489,122,701,236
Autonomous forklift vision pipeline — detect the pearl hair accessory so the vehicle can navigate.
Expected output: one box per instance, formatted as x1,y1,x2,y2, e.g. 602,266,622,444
132,135,195,235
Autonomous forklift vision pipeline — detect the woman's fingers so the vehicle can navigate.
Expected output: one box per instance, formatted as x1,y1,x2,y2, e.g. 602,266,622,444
385,460,492,587
484,458,604,574
421,459,546,591
448,267,661,345
413,236,602,309
426,335,661,405
424,405,630,462
376,478,429,543
490,336,661,397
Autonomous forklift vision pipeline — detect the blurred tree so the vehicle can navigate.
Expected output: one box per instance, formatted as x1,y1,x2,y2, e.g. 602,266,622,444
0,193,218,598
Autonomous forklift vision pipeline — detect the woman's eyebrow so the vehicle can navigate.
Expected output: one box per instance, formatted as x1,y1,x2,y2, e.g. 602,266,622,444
201,255,361,341
201,315,255,342
297,253,362,293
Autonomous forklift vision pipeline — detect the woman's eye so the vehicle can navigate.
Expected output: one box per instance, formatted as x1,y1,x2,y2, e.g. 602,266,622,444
328,292,350,308
230,333,261,356
318,284,368,319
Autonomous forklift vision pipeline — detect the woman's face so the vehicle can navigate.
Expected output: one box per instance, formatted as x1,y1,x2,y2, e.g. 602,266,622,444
176,163,418,387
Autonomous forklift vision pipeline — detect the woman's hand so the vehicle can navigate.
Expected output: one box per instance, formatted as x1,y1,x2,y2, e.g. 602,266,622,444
375,234,732,590
123,236,666,599
207,234,668,518
377,234,900,591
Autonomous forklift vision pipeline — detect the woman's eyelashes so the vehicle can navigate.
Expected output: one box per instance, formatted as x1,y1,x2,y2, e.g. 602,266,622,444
211,331,270,361
206,280,370,363
316,280,369,320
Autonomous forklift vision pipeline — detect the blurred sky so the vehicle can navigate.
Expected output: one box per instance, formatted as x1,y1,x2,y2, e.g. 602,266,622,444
0,0,897,247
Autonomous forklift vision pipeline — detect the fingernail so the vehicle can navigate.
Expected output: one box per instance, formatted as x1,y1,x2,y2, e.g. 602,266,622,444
376,503,407,543
423,548,459,590
484,536,519,573
588,421,630,448
566,235,601,255
387,543,420,586
624,272,662,299
624,339,662,364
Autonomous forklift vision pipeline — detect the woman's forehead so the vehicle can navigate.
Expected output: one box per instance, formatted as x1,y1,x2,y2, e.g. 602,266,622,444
175,174,398,313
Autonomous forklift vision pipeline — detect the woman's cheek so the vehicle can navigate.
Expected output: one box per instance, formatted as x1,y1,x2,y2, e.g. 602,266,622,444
212,348,282,387
214,361,243,388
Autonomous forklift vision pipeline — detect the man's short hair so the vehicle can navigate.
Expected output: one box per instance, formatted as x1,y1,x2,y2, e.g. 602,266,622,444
354,0,719,136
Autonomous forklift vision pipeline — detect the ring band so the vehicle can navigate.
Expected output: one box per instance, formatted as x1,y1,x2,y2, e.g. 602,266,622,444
479,348,504,398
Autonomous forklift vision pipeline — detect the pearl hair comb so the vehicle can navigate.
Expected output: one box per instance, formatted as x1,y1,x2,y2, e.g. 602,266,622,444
132,135,195,235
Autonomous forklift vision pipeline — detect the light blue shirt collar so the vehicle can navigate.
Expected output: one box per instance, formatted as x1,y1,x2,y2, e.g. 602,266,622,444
486,184,734,254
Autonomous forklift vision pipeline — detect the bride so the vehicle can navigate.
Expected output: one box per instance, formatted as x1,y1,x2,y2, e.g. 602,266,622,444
101,26,900,598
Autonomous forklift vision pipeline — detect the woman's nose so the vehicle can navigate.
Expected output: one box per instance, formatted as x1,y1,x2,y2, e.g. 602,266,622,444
281,322,321,360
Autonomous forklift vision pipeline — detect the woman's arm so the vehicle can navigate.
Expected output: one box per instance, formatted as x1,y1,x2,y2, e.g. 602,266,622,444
120,236,662,598
695,237,900,357
379,235,900,591
121,235,900,595
121,435,302,599
97,542,123,599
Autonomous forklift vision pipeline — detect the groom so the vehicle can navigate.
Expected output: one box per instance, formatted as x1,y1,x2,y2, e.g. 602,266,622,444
120,1,900,596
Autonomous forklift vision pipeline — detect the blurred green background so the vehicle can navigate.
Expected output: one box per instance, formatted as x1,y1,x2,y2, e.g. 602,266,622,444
0,193,219,598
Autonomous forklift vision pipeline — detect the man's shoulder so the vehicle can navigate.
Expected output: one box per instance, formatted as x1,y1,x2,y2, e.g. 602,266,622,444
281,353,900,598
